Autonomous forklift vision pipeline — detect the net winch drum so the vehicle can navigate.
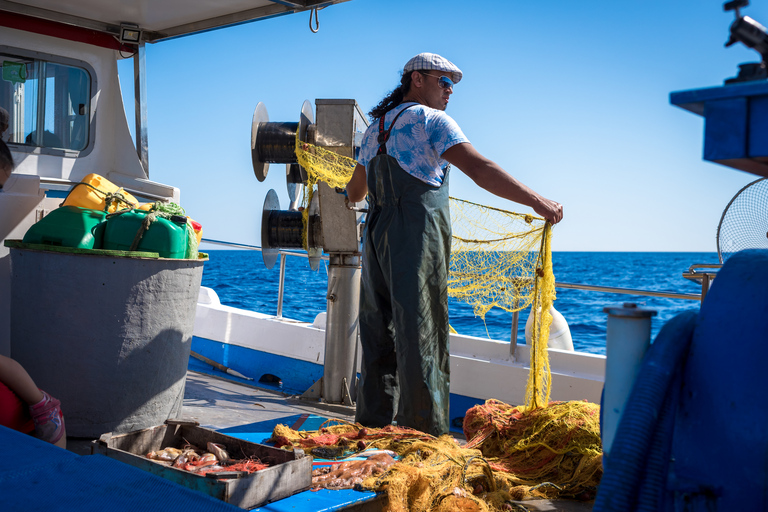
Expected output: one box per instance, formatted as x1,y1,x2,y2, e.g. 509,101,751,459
251,100,313,183
253,100,322,270
261,188,322,270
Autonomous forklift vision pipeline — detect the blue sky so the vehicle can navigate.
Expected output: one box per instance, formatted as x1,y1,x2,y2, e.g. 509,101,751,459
117,0,767,253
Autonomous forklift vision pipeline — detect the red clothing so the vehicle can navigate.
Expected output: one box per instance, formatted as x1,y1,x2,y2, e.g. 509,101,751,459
0,380,34,433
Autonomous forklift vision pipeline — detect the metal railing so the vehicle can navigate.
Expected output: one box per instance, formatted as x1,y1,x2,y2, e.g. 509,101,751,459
201,239,713,351
201,238,329,318
554,282,701,301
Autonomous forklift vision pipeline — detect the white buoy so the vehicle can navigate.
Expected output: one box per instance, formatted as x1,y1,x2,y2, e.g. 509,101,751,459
312,311,327,329
525,305,574,351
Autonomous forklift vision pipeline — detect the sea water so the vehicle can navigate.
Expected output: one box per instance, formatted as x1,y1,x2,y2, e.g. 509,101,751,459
200,251,715,355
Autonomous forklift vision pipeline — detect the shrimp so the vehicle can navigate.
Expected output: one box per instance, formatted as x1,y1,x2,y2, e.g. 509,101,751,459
311,453,396,490
207,442,230,464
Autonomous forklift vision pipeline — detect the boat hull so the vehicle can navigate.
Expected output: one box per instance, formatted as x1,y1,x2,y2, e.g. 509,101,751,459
192,287,606,429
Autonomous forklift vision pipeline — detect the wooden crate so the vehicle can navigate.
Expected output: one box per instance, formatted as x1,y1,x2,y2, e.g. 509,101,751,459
92,420,311,509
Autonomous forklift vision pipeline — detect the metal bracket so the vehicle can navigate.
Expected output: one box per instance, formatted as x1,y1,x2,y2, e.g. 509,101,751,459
298,376,354,407
682,263,722,301
300,377,323,400
340,377,353,406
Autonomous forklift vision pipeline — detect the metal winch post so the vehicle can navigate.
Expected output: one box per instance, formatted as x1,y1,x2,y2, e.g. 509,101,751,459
314,99,368,405
323,254,361,404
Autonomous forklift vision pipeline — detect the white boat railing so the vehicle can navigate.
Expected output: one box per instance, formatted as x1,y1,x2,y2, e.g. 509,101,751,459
200,238,706,339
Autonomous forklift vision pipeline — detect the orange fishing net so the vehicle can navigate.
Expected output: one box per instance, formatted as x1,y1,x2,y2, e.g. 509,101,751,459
463,399,602,498
269,419,435,458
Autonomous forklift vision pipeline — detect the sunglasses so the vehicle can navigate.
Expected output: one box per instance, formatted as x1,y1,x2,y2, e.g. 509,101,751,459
422,72,454,90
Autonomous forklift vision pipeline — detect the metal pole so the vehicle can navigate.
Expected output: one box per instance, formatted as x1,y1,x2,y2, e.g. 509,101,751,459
601,303,657,457
322,253,360,405
510,297,520,358
277,252,286,318
34,61,46,146
509,280,521,358
134,42,149,177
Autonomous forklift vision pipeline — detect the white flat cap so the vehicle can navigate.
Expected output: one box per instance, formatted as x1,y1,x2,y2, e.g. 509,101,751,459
403,53,462,84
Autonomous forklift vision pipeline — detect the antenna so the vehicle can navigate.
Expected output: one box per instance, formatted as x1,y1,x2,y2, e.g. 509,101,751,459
724,0,768,82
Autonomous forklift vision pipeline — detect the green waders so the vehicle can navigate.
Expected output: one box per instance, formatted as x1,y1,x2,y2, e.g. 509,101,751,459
355,106,451,436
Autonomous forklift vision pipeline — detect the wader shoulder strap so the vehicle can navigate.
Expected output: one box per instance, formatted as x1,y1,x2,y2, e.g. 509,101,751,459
377,103,417,155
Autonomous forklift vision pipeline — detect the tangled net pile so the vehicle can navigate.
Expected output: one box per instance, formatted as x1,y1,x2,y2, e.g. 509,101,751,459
463,400,602,498
270,402,601,510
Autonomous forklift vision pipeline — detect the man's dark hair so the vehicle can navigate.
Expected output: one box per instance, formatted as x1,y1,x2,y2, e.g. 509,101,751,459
0,139,14,180
368,69,423,120
0,107,9,134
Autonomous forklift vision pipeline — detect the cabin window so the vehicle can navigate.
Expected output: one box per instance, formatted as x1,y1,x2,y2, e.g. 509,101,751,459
0,52,91,152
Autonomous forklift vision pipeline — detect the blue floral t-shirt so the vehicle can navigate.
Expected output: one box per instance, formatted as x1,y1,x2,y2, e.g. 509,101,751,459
357,102,469,187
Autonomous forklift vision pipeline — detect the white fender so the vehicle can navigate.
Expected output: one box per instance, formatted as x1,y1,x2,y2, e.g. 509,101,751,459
525,306,574,351
312,312,327,329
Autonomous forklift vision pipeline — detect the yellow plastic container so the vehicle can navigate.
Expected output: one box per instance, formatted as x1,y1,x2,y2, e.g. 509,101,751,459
62,173,139,213
188,217,203,247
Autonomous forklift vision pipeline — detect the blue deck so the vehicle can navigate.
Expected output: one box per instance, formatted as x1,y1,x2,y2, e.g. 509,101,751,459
0,425,242,512
218,414,382,511
190,336,484,434
0,414,382,512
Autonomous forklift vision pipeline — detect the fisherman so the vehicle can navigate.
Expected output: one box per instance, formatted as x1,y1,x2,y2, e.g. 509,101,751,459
346,53,563,436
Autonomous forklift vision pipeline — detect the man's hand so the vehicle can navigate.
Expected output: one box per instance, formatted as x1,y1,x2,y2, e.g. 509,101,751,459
534,196,563,225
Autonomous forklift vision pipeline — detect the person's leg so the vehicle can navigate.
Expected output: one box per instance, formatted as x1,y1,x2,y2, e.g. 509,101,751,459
0,354,43,404
391,273,450,437
355,249,398,428
0,355,66,447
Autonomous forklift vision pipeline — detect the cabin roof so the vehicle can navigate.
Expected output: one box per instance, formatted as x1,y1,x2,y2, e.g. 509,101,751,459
0,0,352,42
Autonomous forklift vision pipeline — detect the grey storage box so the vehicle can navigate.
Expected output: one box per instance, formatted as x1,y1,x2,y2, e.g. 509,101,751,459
92,420,312,509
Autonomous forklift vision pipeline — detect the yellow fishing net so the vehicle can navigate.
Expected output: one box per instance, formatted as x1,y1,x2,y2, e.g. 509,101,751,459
294,134,356,249
295,137,356,190
449,198,555,409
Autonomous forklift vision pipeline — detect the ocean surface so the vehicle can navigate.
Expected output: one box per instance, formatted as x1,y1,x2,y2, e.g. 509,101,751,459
200,251,716,355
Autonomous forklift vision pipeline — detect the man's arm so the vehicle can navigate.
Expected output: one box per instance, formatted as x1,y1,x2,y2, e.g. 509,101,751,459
346,163,368,203
442,142,563,224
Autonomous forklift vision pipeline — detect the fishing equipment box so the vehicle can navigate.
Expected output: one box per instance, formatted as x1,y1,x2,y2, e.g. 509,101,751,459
92,419,311,509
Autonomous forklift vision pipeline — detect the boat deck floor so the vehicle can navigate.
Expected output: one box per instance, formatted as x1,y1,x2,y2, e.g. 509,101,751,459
60,370,593,511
